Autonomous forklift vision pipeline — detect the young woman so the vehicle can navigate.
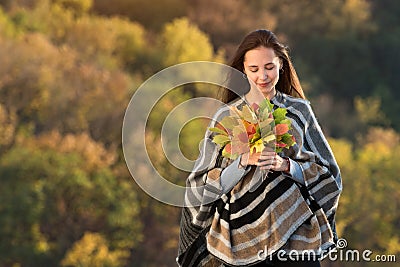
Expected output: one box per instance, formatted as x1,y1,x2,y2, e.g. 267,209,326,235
177,29,342,267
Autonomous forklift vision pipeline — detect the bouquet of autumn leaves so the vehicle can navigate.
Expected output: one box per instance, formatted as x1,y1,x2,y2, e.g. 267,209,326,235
209,99,296,160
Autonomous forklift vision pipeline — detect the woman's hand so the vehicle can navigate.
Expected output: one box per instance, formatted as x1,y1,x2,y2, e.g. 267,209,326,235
240,147,289,173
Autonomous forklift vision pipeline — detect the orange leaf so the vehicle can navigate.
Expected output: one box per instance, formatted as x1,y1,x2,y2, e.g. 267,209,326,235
242,120,256,135
224,143,232,154
215,122,228,134
275,124,289,135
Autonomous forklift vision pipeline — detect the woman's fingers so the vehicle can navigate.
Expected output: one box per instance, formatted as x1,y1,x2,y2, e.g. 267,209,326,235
257,158,275,170
257,153,284,171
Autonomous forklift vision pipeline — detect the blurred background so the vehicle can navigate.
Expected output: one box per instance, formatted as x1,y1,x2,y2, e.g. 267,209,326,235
0,0,399,266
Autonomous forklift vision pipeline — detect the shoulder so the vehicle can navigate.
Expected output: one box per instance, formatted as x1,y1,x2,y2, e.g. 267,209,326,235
281,93,310,109
277,93,314,118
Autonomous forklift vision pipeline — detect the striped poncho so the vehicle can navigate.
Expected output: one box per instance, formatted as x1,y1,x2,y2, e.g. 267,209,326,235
177,91,342,266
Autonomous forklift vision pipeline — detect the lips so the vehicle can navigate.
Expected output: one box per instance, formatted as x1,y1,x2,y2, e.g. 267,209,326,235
257,82,269,87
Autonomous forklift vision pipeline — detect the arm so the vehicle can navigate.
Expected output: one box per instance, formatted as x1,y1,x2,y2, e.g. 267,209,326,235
219,155,251,193
283,158,305,185
184,107,250,225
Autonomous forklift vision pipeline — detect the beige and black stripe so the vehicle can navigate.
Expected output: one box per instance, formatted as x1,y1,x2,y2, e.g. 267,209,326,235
177,92,341,266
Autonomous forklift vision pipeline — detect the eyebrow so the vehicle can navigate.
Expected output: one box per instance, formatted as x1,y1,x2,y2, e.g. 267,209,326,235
247,63,275,68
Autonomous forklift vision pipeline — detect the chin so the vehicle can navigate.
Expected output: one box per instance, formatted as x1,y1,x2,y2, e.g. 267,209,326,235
260,88,273,94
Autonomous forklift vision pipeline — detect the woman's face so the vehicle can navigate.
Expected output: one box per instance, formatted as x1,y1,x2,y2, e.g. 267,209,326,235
243,46,282,99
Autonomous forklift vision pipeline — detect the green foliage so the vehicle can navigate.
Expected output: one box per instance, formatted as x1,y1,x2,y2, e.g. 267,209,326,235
52,0,93,15
0,104,16,150
0,133,141,266
0,0,399,266
92,0,188,30
186,0,277,56
0,6,19,37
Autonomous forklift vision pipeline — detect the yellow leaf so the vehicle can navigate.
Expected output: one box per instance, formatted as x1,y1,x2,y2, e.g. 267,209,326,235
212,134,230,146
219,116,238,130
262,134,276,144
251,139,265,154
241,105,258,123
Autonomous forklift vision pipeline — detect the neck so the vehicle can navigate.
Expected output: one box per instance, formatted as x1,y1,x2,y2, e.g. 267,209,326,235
245,87,276,104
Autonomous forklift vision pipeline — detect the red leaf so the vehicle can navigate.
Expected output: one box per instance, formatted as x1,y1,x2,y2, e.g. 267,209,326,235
237,132,249,143
276,142,287,148
251,103,259,112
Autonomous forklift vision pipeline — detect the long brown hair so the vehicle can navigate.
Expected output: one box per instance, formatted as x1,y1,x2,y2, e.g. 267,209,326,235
220,29,305,103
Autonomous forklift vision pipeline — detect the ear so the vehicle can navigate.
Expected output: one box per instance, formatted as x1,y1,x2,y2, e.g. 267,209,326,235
279,58,283,70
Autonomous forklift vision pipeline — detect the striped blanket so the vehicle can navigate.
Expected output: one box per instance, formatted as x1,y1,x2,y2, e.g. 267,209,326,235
177,92,342,266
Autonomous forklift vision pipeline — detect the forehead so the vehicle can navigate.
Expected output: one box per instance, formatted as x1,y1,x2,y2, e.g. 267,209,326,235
244,46,278,65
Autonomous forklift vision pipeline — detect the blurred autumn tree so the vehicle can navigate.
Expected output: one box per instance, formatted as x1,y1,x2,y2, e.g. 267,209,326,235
0,0,399,266
0,132,141,266
185,0,277,58
92,0,187,30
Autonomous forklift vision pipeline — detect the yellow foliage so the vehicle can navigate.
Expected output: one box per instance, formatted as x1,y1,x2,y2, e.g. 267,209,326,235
342,0,372,30
387,237,400,255
161,17,214,66
20,131,116,170
63,15,145,67
364,127,399,145
358,127,399,163
327,138,353,169
61,232,128,267
32,223,50,253
0,6,18,37
354,96,387,125
333,127,400,254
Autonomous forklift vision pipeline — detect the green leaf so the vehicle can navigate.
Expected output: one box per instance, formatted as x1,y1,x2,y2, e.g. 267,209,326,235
259,106,273,121
279,118,292,126
219,116,238,130
209,127,228,136
212,134,230,146
259,99,273,113
259,118,274,130
273,108,287,123
280,133,296,146
260,128,273,138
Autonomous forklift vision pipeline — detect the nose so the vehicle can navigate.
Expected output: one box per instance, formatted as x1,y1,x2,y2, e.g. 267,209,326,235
260,69,267,80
